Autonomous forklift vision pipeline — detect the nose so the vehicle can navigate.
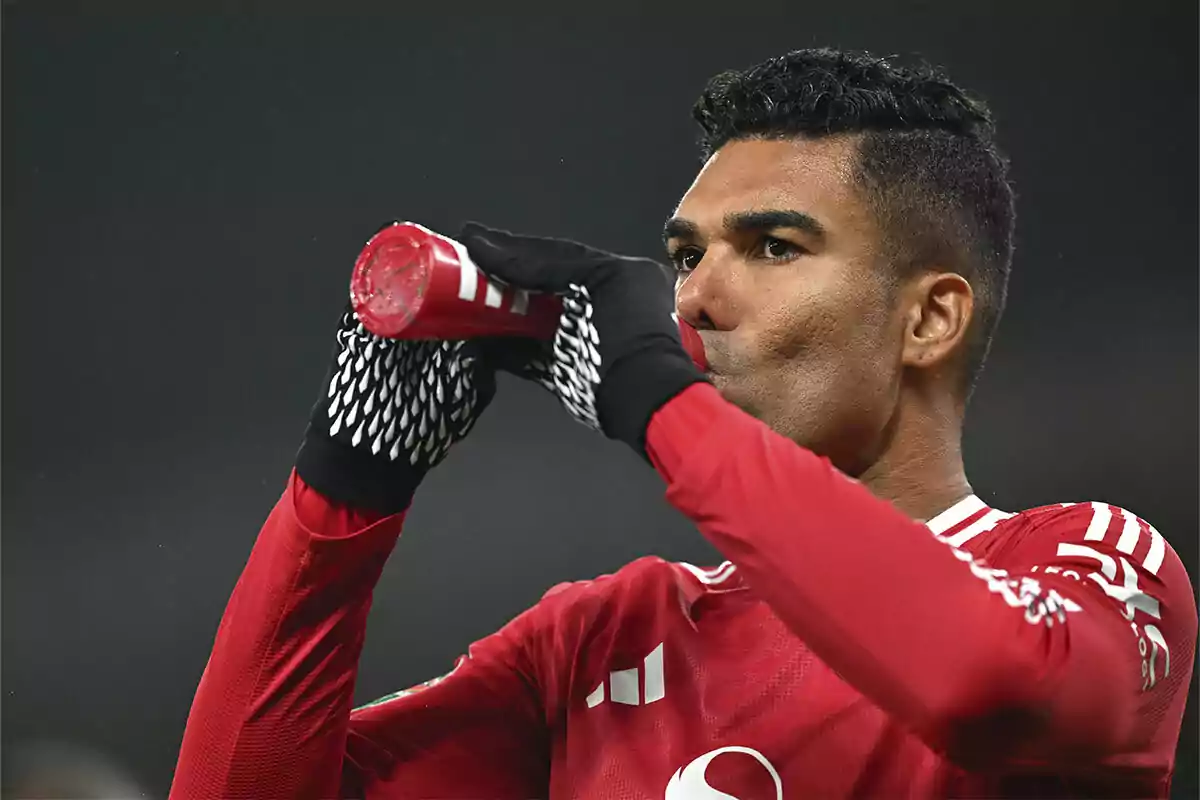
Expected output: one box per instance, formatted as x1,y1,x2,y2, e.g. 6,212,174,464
675,251,737,332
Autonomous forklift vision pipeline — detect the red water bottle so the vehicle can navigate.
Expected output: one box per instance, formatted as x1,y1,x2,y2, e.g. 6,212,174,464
349,222,708,370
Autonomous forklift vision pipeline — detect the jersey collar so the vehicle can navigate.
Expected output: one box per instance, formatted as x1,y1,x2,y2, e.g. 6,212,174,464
924,494,988,536
674,494,990,609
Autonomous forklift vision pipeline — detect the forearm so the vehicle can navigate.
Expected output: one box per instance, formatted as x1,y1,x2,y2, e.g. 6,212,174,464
171,472,404,799
646,384,1138,765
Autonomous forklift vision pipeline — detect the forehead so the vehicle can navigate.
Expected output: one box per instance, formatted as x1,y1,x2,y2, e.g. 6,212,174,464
674,136,867,231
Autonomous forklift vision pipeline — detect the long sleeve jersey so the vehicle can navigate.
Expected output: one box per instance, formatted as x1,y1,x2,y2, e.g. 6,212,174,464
171,383,1196,799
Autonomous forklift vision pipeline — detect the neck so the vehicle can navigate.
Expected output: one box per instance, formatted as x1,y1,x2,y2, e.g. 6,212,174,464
857,394,973,522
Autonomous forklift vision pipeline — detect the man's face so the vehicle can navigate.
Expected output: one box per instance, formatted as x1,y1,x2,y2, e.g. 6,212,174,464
666,136,907,475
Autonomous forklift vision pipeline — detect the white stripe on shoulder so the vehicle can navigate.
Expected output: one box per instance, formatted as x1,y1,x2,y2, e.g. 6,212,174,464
678,561,738,585
942,508,1015,547
1080,503,1166,576
1143,523,1166,575
925,494,987,536
1084,501,1112,541
1116,508,1143,555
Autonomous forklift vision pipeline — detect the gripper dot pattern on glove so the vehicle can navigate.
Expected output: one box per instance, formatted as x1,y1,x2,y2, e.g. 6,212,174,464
545,284,602,431
324,313,480,470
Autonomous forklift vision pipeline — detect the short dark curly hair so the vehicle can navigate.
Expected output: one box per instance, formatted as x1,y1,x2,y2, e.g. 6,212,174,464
692,48,1015,396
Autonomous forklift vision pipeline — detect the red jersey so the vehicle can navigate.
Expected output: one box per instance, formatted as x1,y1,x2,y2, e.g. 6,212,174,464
171,384,1196,799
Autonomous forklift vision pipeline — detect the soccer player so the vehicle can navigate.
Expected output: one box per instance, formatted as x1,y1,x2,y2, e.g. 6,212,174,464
171,49,1196,798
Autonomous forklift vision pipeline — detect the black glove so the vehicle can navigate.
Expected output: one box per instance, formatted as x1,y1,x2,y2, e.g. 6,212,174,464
459,222,706,455
295,304,495,514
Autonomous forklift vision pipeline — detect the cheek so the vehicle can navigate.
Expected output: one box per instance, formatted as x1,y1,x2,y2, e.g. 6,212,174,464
730,268,900,416
746,268,882,364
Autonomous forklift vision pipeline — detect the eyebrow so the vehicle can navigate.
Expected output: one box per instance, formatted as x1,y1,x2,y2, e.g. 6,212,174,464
663,209,827,244
662,217,700,243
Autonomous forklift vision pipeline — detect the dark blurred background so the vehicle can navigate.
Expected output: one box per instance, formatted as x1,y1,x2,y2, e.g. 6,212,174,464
3,1,1196,797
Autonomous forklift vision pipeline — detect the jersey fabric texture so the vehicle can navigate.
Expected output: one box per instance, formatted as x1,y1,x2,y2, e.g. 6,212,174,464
171,383,1196,799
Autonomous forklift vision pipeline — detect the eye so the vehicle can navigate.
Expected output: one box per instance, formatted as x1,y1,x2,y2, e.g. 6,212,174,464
758,236,803,261
670,246,704,274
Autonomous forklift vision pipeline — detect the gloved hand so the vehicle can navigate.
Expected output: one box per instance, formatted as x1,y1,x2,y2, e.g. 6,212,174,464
459,222,707,455
295,302,495,514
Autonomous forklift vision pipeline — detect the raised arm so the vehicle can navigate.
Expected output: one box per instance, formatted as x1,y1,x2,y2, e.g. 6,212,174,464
647,383,1196,775
172,304,549,798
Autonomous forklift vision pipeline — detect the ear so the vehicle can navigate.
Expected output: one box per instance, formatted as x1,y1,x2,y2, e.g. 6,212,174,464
900,271,974,373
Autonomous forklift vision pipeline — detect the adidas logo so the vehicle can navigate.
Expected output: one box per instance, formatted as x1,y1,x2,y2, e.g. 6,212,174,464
586,642,665,707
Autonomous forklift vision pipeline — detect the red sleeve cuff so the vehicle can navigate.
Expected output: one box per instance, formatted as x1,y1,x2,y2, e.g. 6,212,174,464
289,469,407,552
645,382,729,479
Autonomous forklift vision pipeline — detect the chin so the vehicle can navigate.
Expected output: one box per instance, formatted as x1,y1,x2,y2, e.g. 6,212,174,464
708,373,735,401
711,376,817,450
710,376,764,421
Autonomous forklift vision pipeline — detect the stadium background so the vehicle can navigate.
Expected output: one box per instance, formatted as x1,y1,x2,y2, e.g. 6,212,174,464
3,1,1196,796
